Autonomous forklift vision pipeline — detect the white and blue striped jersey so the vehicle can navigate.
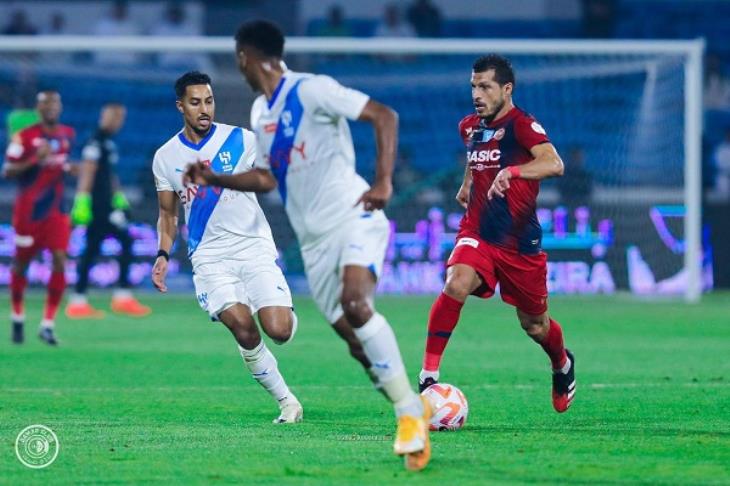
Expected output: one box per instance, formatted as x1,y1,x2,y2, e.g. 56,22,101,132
152,122,277,265
250,71,372,245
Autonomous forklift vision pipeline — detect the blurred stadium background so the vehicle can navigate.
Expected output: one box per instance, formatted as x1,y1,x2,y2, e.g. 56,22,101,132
0,0,728,298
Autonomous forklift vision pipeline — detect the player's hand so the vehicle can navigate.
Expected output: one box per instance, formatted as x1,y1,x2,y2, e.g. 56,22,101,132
456,184,471,208
64,163,81,176
183,161,215,186
35,140,51,164
151,256,169,293
356,179,393,211
488,168,512,200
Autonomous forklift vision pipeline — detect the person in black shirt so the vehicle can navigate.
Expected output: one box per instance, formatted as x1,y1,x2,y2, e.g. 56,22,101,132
66,103,151,318
557,146,593,206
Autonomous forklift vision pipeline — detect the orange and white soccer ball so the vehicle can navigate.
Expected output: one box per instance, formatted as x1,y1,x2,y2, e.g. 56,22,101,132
421,383,469,431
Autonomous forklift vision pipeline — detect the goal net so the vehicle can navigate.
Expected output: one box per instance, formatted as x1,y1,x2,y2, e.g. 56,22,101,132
0,36,706,300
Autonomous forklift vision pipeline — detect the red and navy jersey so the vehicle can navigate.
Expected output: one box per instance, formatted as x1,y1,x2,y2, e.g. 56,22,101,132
5,123,75,225
458,107,550,254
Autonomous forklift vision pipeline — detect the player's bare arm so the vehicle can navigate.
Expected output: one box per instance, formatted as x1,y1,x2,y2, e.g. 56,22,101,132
355,99,398,211
152,190,179,293
488,143,563,200
457,161,473,208
183,161,277,192
76,158,98,193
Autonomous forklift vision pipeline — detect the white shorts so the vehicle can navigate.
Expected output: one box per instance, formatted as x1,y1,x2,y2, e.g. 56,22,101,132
192,256,293,320
300,211,390,323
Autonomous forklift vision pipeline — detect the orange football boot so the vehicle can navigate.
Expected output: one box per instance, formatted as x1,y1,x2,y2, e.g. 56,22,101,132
394,395,432,471
65,302,106,319
111,296,151,317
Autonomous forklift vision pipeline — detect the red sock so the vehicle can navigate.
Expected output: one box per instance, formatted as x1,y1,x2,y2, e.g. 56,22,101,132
10,271,27,317
423,293,464,372
539,319,568,370
44,271,66,321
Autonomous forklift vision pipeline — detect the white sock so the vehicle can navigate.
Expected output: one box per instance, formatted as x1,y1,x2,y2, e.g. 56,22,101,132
112,288,132,299
69,293,88,305
238,341,296,406
353,313,422,418
40,318,54,329
419,369,440,383
557,357,572,375
11,312,25,322
272,310,297,345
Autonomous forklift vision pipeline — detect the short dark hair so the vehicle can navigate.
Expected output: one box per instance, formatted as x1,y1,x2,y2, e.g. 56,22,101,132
234,20,285,58
472,54,515,87
174,71,211,100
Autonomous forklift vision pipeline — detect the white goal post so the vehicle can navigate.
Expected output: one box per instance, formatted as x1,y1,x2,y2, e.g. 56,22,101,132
0,36,705,301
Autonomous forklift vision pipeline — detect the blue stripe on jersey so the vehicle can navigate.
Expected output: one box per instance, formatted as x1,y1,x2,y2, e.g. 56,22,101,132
268,76,287,109
187,127,245,257
268,79,305,204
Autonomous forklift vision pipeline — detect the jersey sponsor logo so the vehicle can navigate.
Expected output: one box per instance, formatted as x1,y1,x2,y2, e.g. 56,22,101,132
455,237,479,248
480,129,495,143
472,163,500,171
531,122,546,135
467,149,501,163
187,130,245,257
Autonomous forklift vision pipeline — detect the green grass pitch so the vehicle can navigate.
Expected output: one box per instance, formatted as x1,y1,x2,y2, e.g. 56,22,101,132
1,292,729,485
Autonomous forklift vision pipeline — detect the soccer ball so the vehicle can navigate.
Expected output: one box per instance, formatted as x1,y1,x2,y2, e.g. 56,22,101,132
421,383,469,431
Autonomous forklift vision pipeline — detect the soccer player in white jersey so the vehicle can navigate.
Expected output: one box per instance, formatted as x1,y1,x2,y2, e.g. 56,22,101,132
185,21,431,470
151,71,302,424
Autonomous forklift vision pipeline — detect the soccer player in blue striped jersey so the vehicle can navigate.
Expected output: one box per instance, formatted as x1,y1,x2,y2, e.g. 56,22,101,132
185,21,431,471
151,71,302,424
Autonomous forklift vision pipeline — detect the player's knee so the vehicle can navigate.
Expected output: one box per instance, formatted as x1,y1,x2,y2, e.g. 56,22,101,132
519,313,549,340
228,319,259,348
443,276,472,301
266,317,293,344
340,290,372,326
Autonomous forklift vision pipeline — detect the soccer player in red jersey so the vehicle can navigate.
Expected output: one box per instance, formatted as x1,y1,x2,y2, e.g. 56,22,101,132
3,90,76,345
418,54,576,412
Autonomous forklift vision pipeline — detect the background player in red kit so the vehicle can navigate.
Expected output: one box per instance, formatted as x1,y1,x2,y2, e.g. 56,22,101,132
418,54,576,412
3,90,75,346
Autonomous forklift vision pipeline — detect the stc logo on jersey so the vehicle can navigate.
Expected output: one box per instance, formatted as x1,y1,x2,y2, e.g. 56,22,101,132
467,149,501,170
178,159,222,204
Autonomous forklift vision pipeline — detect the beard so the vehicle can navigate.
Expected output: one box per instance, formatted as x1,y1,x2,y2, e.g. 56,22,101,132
479,97,505,124
191,122,211,137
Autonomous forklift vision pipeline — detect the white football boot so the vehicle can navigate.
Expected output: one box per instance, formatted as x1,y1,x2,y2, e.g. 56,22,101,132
273,397,303,424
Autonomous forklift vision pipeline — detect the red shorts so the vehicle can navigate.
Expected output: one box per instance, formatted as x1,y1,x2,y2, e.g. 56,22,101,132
447,232,548,315
13,212,71,261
